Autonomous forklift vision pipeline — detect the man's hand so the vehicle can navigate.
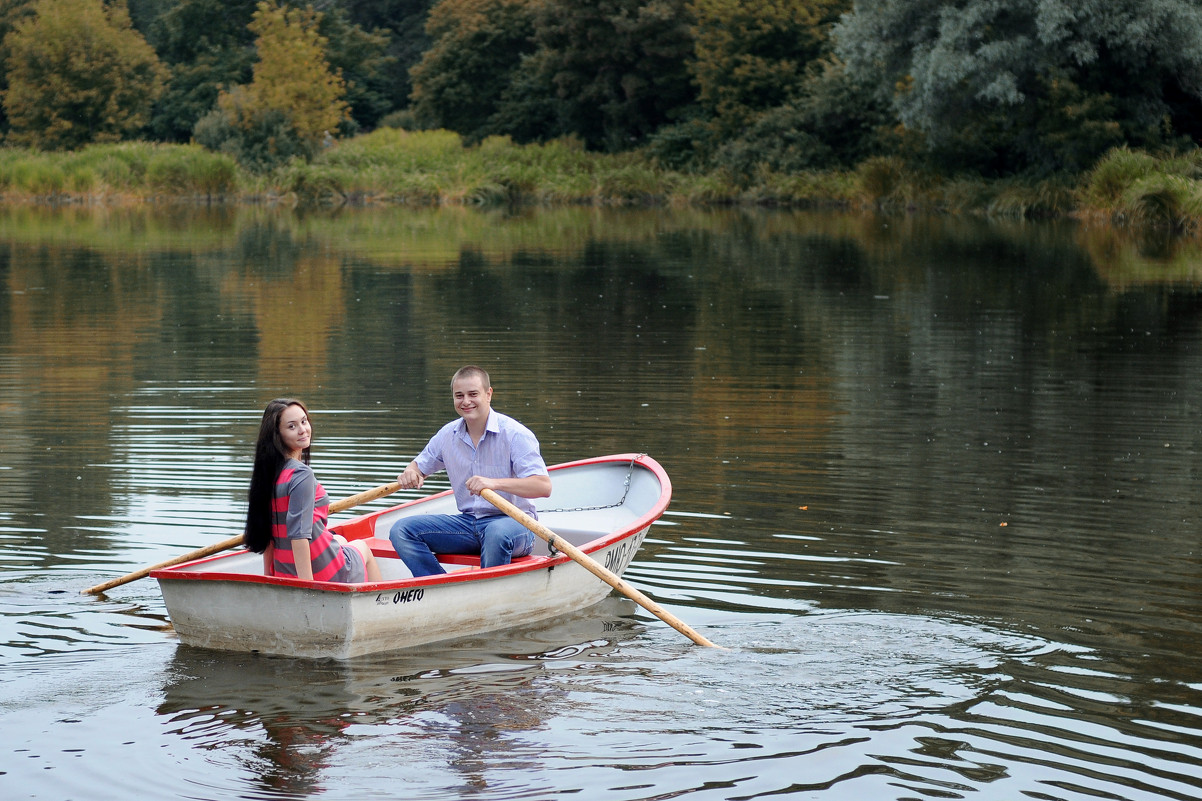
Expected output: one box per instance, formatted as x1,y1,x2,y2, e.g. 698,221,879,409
465,475,497,496
397,463,425,490
467,473,552,498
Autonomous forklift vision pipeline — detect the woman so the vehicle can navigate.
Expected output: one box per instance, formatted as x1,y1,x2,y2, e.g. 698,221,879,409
243,398,381,582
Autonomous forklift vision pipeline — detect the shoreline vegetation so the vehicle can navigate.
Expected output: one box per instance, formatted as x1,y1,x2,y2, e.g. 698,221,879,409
2,129,1200,233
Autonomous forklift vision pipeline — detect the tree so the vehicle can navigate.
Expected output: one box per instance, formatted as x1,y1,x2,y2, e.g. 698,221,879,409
203,0,349,164
834,0,1202,175
528,0,696,151
2,0,166,149
651,0,877,173
705,56,898,178
408,0,538,141
688,0,847,131
145,0,259,142
340,0,439,110
148,0,394,143
318,8,396,133
0,0,39,132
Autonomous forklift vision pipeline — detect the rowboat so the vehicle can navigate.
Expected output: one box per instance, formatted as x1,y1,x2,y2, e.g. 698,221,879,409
152,453,671,659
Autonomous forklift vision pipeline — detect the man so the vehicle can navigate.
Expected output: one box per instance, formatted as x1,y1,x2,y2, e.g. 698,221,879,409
389,365,552,576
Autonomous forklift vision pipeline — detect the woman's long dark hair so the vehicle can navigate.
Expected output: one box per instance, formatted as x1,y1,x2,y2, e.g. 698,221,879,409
243,398,311,553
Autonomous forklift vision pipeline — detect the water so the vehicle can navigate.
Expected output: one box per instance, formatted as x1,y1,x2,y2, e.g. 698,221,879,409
2,205,1202,799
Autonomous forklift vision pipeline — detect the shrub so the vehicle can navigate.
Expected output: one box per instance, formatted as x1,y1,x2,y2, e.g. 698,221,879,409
146,145,239,196
985,178,1076,219
646,119,720,173
277,162,351,203
855,156,906,204
1081,147,1159,207
1117,174,1202,229
195,107,313,173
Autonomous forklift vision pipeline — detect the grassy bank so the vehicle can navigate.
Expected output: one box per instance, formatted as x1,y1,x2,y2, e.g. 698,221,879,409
2,131,1201,231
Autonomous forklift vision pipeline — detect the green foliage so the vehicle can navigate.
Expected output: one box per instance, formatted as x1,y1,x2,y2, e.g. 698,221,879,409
408,0,538,143
62,142,154,189
0,0,39,131
378,108,423,130
983,177,1077,218
1079,146,1202,228
751,168,856,207
711,108,833,184
146,0,257,63
409,0,697,151
527,0,696,151
198,1,350,170
319,126,465,172
483,48,566,145
266,128,664,204
835,0,1202,175
232,2,349,143
658,3,880,174
149,0,395,142
340,0,438,110
194,105,314,173
0,155,65,194
1081,147,1162,207
0,141,237,196
687,56,896,185
146,0,259,141
645,117,720,172
145,144,239,195
855,156,908,204
1117,174,1202,228
688,0,847,131
2,0,167,150
318,8,396,132
154,55,255,144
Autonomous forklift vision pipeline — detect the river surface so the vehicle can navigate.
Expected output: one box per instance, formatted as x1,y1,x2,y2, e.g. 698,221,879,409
2,205,1202,800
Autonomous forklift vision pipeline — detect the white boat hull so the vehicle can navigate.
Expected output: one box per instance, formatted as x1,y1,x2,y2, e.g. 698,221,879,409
154,454,669,659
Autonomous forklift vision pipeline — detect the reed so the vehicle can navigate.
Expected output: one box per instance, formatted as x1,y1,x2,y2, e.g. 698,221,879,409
0,142,238,200
1081,147,1160,207
984,177,1077,219
753,169,856,207
2,133,1202,237
1116,174,1202,230
1080,147,1202,230
146,145,239,197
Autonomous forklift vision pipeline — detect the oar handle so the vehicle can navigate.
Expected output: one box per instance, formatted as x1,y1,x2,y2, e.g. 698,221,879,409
480,488,723,649
329,481,401,514
81,481,402,596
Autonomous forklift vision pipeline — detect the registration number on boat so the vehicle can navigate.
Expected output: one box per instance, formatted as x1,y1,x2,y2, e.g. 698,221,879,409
603,531,646,573
376,588,424,605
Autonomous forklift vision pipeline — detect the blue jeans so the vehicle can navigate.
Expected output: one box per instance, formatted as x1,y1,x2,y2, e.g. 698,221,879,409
388,513,535,577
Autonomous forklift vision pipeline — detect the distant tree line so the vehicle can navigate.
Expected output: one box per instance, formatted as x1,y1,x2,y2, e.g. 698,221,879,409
1,0,1201,178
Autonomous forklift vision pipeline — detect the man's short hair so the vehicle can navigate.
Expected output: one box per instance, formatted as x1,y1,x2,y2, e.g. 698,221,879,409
452,365,490,389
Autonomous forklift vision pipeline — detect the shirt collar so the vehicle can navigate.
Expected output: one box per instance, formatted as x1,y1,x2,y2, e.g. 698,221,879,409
455,410,499,441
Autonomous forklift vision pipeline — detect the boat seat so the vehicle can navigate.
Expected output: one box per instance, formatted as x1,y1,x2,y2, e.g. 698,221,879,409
364,537,544,569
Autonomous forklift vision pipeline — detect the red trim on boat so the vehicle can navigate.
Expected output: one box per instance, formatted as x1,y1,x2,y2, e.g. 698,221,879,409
151,453,670,594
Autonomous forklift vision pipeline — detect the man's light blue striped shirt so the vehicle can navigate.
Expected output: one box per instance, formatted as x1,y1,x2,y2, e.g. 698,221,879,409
413,410,548,518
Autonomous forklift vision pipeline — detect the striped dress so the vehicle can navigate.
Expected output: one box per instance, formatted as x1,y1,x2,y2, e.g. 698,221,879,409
270,459,348,581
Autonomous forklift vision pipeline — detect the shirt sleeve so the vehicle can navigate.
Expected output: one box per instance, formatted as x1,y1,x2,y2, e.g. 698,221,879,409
508,423,548,478
285,465,316,540
413,421,454,477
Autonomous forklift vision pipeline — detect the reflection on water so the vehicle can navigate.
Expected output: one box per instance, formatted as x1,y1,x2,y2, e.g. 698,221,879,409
2,206,1202,799
154,603,630,797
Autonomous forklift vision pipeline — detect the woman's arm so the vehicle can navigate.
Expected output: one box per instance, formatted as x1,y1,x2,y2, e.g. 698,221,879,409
291,538,313,581
262,542,275,576
283,464,317,580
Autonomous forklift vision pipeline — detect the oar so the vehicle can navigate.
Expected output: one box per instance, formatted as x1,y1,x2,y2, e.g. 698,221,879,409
80,481,402,596
480,488,723,649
